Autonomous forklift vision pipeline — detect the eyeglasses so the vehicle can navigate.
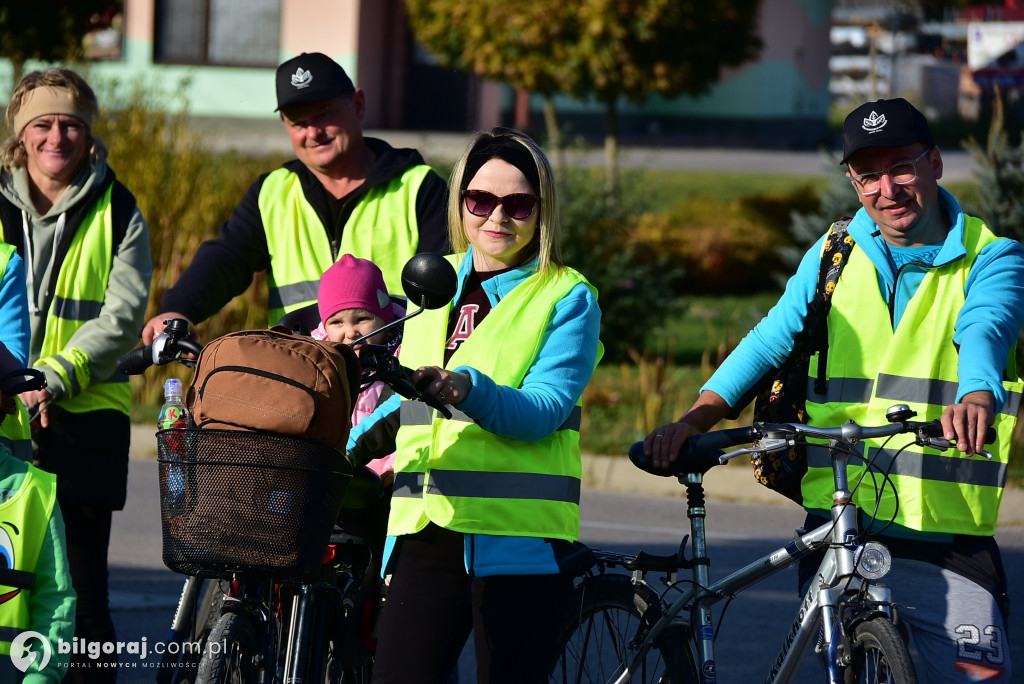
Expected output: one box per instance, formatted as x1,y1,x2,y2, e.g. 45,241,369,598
462,190,538,220
849,147,933,196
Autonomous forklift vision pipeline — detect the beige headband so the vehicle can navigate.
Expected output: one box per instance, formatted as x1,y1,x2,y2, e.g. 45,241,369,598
12,86,93,136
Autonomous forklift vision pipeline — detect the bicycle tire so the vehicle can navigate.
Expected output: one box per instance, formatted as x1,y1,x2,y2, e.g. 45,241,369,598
844,615,918,684
550,574,698,684
195,612,263,684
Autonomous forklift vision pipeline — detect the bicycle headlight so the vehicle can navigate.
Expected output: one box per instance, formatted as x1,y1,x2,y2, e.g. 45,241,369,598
854,542,892,580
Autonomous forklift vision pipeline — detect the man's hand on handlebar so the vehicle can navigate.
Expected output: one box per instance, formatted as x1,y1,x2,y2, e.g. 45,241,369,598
941,391,996,457
644,421,702,470
141,312,194,345
643,391,733,470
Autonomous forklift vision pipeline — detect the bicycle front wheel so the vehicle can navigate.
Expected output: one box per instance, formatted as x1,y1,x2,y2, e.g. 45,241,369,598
551,574,698,684
844,616,917,684
195,612,263,684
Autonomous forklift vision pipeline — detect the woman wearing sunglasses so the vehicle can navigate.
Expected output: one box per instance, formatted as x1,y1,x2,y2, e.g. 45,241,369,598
349,127,603,683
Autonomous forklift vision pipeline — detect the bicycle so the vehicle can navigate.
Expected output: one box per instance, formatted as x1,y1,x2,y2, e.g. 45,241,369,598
118,253,459,684
550,405,994,684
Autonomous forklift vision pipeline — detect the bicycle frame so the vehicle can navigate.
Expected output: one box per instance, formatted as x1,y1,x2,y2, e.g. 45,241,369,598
615,445,896,684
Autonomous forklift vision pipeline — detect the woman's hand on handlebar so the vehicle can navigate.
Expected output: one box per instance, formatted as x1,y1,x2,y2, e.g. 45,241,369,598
20,388,52,429
940,391,996,456
410,366,471,406
141,312,194,345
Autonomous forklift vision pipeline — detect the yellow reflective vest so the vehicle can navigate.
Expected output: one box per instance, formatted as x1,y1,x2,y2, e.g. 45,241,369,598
0,184,130,415
0,463,57,654
258,165,433,323
390,259,597,541
803,217,1022,535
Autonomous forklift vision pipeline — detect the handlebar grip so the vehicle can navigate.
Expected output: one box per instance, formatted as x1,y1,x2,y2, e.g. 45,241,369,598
117,345,153,375
178,339,204,358
686,426,760,452
628,440,725,477
0,568,36,590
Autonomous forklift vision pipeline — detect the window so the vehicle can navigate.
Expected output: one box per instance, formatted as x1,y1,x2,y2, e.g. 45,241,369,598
155,0,280,67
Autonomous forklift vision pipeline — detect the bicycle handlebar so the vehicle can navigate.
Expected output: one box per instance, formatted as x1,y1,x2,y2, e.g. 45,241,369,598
629,410,997,478
118,319,201,375
357,344,452,419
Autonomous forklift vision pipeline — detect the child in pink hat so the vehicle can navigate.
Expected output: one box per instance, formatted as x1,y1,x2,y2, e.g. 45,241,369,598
314,255,403,477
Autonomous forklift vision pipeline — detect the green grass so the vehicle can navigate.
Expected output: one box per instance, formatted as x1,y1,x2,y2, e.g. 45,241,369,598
626,169,829,213
646,291,783,364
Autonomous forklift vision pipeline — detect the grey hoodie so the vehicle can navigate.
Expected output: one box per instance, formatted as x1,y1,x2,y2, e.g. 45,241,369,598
0,155,152,402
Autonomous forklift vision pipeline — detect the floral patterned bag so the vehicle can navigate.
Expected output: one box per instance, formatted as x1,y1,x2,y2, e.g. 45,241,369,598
749,219,854,503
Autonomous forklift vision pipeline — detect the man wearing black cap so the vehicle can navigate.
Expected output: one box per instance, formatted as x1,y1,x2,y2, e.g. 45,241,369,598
141,52,449,342
645,98,1024,681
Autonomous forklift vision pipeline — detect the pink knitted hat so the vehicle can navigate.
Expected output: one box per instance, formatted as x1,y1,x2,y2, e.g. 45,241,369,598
318,255,396,324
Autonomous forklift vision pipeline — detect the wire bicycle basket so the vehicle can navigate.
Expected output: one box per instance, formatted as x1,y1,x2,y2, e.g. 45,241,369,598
156,427,352,581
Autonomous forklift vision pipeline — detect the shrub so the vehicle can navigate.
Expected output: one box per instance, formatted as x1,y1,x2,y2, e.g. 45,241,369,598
556,167,682,362
90,77,290,405
631,189,816,295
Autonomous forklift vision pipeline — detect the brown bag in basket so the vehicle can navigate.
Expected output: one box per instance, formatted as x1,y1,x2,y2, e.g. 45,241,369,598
185,328,360,450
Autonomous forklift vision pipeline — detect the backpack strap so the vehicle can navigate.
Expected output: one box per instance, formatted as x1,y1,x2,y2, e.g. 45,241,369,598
810,217,854,394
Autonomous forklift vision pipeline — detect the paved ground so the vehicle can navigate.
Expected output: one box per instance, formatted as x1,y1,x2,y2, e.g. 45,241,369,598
192,117,982,182
129,424,1024,525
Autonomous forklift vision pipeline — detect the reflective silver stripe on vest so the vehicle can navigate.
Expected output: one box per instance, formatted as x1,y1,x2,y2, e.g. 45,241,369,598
808,372,1022,417
807,441,1006,488
53,355,81,396
52,296,103,321
393,471,426,498
268,279,319,311
400,401,582,432
426,469,581,504
806,377,874,404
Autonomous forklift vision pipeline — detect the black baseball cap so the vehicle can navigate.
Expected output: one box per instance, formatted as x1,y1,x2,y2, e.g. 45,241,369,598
840,98,934,165
275,52,355,112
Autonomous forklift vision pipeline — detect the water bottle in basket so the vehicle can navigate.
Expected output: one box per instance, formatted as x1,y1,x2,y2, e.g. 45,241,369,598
158,378,190,511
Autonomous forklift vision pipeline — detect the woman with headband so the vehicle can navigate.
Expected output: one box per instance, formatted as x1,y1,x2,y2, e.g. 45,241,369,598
349,127,602,683
0,68,152,682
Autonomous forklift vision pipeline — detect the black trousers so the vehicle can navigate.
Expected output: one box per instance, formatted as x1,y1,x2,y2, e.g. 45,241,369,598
34,408,128,684
370,525,573,684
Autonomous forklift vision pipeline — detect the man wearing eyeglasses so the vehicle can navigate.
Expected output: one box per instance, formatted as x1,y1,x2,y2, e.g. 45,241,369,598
141,52,449,342
646,98,1024,681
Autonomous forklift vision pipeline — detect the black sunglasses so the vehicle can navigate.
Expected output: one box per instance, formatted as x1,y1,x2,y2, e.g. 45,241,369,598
462,190,539,220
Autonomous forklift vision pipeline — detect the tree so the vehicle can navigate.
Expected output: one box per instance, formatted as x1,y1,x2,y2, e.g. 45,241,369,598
572,0,762,188
0,1,111,86
404,0,763,188
404,0,580,169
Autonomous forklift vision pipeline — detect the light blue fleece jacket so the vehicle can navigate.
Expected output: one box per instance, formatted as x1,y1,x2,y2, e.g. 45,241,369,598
705,188,1024,413
348,248,602,576
0,251,30,365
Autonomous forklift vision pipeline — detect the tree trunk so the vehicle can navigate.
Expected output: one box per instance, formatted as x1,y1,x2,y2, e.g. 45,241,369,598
604,99,619,192
11,59,24,92
542,95,566,174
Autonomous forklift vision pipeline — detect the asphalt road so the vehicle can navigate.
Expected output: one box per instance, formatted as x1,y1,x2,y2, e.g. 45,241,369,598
196,119,982,183
102,450,1023,683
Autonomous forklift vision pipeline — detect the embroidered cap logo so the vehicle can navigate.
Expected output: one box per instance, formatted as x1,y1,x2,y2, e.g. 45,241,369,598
861,111,887,134
291,67,313,90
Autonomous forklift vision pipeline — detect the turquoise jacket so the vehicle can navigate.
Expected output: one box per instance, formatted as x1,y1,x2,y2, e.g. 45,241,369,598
348,248,602,575
706,188,1024,413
